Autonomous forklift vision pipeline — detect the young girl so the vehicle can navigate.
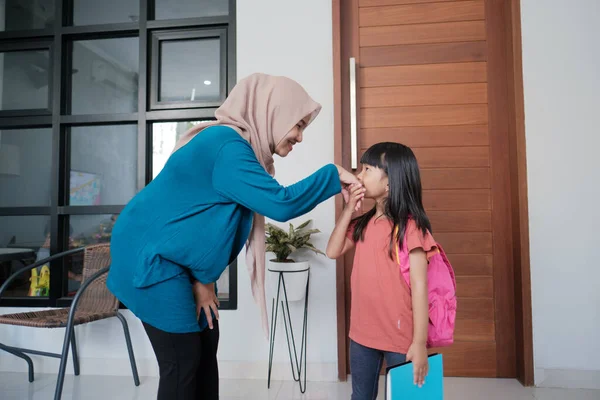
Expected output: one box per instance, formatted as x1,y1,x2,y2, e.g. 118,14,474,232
327,142,437,400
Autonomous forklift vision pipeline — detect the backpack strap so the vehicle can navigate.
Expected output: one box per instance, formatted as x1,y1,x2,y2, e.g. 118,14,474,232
394,225,401,266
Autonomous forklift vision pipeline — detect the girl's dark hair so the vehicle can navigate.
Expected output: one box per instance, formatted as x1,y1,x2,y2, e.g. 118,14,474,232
351,142,432,259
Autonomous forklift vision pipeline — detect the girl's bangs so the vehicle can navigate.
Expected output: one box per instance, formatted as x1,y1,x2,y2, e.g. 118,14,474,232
360,144,387,170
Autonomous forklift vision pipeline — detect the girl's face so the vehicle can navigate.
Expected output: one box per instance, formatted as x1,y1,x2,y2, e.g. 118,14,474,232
357,163,388,201
274,115,310,157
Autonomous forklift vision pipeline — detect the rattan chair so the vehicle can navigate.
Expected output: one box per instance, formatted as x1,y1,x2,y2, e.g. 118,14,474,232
0,243,140,400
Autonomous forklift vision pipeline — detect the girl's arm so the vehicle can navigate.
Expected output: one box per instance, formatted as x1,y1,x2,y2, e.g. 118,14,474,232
326,185,364,259
407,248,429,387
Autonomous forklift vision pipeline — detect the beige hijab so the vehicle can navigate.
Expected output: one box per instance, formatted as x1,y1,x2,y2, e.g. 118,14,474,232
172,73,322,336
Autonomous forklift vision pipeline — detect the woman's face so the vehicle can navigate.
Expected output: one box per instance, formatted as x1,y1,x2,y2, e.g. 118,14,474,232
274,115,311,157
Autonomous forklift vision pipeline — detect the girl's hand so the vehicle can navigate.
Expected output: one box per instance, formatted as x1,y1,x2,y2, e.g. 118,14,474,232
192,281,220,329
406,342,429,387
344,184,365,213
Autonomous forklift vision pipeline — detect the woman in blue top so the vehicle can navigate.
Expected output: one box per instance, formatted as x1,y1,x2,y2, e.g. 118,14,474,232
107,73,359,399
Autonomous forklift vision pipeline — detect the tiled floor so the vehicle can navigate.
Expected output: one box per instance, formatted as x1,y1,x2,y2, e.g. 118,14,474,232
1,372,599,399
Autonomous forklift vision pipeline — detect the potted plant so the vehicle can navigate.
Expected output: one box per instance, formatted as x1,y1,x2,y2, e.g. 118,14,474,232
265,220,325,302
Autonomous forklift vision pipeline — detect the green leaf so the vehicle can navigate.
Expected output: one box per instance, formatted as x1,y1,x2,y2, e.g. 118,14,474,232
303,243,326,256
296,220,311,230
298,229,320,238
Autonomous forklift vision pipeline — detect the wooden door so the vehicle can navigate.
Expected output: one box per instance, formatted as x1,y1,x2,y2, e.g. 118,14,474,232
334,0,527,379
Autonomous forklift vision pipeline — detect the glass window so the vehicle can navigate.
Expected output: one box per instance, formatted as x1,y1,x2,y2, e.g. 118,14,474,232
73,0,139,26
70,38,139,115
69,125,137,206
217,266,230,301
0,215,51,298
154,0,228,20
66,214,117,294
0,0,55,32
0,128,52,207
152,120,210,178
0,49,50,111
159,38,221,103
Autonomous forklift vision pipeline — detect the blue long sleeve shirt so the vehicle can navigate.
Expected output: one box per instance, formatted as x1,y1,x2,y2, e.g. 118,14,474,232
107,126,341,333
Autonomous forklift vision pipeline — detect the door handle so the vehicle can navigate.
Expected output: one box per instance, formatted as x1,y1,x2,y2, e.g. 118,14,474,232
349,57,358,170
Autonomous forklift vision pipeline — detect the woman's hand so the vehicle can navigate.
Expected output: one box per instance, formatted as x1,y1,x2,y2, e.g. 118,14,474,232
336,165,363,212
192,281,220,329
336,165,360,186
406,342,429,387
344,184,366,214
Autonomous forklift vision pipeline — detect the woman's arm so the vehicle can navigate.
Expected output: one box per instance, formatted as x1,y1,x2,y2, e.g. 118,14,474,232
406,248,429,387
213,140,356,221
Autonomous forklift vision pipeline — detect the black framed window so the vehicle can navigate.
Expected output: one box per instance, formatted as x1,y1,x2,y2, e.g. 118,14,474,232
0,0,56,33
0,0,237,310
0,41,53,116
150,28,226,110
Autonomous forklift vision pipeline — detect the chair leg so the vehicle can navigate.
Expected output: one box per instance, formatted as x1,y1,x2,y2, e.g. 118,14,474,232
0,343,34,382
71,328,80,376
116,312,140,386
54,321,74,400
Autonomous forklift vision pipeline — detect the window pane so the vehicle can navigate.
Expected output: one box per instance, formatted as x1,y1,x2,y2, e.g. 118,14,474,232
155,0,228,20
152,120,209,178
0,215,50,298
73,0,139,26
66,214,117,294
0,0,55,32
70,125,137,205
0,50,50,111
159,39,221,103
70,38,139,114
217,265,230,301
0,128,52,207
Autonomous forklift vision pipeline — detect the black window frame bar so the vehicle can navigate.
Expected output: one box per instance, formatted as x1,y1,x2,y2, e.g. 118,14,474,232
0,0,237,310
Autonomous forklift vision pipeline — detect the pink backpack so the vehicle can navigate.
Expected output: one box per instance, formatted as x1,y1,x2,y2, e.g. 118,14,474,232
395,226,457,348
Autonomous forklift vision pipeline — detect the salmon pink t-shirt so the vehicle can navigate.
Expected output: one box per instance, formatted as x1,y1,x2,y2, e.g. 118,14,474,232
347,218,437,354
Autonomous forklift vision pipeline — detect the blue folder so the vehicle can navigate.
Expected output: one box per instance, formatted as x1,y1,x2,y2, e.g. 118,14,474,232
385,353,444,399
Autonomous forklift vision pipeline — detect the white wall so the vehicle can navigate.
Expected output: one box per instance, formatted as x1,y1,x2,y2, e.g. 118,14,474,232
219,0,338,380
521,0,600,389
0,0,338,382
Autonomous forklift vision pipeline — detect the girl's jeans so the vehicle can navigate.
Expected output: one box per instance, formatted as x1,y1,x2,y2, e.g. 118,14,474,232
350,339,407,400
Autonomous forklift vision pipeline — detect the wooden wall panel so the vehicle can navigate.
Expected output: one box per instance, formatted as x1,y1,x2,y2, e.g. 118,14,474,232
361,83,487,108
457,276,494,298
359,1,484,27
361,104,488,128
360,21,486,47
360,0,456,6
360,63,487,87
455,319,496,342
413,146,490,168
428,210,492,232
449,254,494,276
431,342,497,377
361,125,489,148
420,168,490,190
360,41,487,67
423,189,491,211
459,298,495,320
436,232,493,254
